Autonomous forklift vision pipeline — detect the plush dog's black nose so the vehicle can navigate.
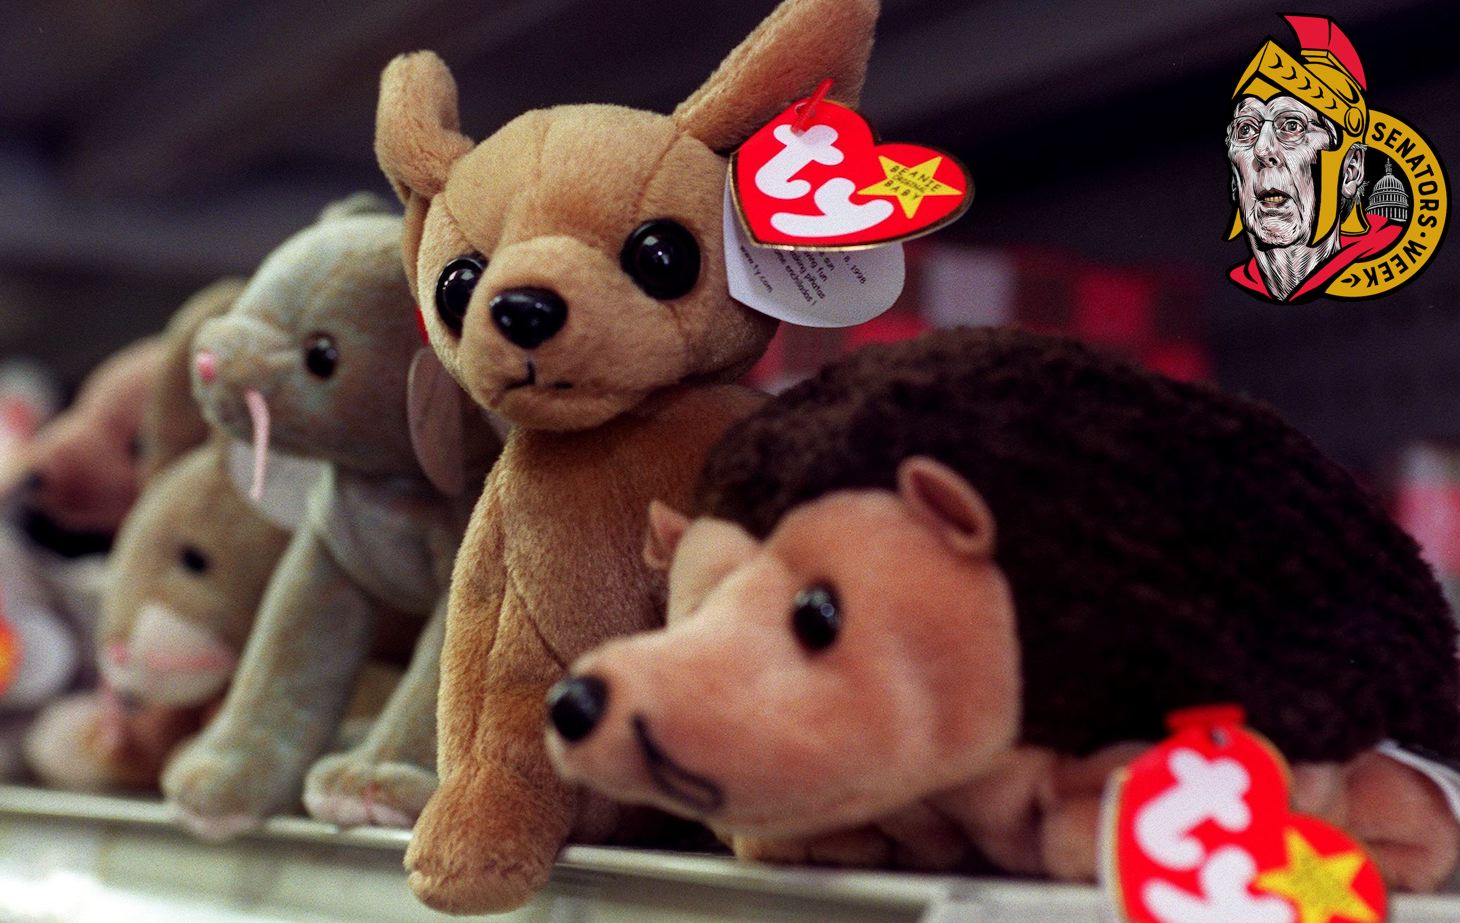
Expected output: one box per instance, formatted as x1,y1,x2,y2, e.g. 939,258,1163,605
20,471,43,493
547,674,608,743
490,288,567,350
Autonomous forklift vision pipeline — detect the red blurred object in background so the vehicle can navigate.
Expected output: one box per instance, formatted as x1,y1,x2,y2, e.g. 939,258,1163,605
745,240,1210,391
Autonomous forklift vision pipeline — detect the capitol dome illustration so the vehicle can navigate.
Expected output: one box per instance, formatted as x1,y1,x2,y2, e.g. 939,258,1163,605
1367,160,1410,223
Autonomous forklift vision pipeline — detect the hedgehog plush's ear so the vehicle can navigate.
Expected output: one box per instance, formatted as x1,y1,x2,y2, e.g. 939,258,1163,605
671,0,880,153
897,457,997,559
644,501,693,571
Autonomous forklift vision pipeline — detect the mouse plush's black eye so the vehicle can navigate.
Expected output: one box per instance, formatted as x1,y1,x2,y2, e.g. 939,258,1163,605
791,584,841,653
180,545,210,575
620,220,700,300
303,333,338,379
436,255,486,335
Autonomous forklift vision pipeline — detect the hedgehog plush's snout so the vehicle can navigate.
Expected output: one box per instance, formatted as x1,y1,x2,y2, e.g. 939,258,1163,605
547,674,609,743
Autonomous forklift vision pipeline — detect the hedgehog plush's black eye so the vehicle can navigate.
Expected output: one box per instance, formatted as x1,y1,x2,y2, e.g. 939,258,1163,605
180,545,210,575
791,584,841,653
436,255,486,335
620,220,700,300
303,333,338,379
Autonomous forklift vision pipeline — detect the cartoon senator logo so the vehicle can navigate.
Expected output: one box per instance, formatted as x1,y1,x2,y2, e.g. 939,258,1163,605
1225,15,1447,303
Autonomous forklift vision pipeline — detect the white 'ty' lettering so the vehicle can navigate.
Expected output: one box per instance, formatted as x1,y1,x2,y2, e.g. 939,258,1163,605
755,125,844,200
769,178,895,239
1135,749,1253,871
1143,847,1294,923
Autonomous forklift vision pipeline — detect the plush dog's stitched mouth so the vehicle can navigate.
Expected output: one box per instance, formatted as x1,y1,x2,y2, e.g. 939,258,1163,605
632,715,724,815
503,360,573,392
504,359,537,391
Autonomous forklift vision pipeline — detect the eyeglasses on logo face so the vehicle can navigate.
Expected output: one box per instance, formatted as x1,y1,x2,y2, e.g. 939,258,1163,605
1227,111,1325,148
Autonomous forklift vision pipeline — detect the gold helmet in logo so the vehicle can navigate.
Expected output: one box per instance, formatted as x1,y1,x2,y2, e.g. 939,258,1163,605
1229,15,1370,244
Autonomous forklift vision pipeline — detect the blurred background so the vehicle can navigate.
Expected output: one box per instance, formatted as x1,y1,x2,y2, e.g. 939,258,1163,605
1,0,1458,571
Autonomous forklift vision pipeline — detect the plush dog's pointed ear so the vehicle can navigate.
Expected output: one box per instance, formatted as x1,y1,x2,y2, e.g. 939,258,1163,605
644,500,693,571
376,52,474,202
376,51,473,292
672,0,880,152
897,456,996,559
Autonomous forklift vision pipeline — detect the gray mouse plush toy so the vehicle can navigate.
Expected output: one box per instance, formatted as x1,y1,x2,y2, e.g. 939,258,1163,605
161,194,503,837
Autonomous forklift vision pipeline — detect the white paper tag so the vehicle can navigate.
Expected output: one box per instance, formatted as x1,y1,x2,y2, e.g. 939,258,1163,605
722,184,905,328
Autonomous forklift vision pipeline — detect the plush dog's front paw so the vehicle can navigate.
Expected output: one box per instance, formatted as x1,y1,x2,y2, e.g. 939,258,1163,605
405,769,571,914
161,732,306,841
303,753,436,829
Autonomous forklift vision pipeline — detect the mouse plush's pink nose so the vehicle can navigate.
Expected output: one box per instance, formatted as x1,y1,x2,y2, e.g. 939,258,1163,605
194,351,218,384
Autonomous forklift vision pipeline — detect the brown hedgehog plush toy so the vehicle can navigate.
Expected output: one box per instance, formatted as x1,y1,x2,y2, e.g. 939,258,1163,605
549,326,1460,892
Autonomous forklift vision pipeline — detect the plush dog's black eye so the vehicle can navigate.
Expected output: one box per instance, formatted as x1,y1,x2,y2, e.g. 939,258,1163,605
791,584,840,653
436,255,486,335
180,545,210,575
621,220,700,300
303,333,338,379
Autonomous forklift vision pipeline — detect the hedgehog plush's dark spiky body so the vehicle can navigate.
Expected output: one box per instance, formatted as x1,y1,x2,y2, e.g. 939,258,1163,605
696,327,1460,765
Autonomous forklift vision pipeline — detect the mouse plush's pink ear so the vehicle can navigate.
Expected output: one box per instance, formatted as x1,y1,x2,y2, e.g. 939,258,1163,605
672,0,880,153
407,348,467,496
141,278,247,484
376,51,474,289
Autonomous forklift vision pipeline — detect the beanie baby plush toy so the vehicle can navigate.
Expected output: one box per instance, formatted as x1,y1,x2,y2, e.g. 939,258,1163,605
8,336,163,558
161,195,502,838
373,0,881,910
0,291,211,778
24,278,303,791
549,327,1460,894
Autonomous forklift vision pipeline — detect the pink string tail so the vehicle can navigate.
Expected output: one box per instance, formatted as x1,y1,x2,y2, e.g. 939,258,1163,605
244,389,270,502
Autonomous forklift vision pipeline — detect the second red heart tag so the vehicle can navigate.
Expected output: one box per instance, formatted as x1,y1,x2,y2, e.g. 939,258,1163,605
1103,705,1386,923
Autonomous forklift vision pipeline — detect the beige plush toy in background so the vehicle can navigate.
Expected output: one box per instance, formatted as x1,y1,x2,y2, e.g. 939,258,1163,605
23,279,300,791
374,0,878,910
0,305,175,777
161,194,502,838
8,337,163,556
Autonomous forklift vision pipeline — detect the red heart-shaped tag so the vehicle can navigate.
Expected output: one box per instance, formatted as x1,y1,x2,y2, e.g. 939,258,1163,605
1104,706,1387,923
730,97,970,250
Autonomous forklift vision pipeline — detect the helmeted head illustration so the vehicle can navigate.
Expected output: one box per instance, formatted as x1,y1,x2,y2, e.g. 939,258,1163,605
1225,16,1400,303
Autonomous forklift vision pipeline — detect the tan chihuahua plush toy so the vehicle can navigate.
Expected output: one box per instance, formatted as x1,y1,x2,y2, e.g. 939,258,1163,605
161,195,501,838
375,0,879,911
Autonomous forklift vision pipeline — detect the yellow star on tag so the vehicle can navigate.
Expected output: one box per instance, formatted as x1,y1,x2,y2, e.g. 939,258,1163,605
856,155,963,219
1254,828,1379,923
